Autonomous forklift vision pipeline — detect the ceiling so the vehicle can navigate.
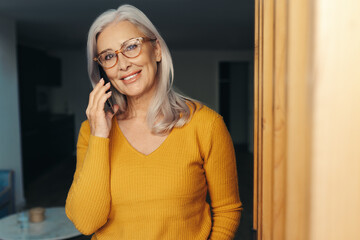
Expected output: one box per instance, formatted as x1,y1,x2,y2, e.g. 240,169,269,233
0,0,254,51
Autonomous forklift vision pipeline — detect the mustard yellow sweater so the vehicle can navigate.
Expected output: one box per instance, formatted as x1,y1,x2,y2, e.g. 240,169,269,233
65,105,242,240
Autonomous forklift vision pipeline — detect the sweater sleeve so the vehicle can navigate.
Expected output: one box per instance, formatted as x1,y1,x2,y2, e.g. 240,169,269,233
204,116,243,240
65,121,111,235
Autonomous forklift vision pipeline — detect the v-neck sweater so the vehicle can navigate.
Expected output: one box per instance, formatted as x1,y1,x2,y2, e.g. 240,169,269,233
65,104,242,240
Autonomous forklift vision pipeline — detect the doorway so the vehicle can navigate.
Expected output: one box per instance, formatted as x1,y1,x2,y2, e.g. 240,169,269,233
219,61,254,239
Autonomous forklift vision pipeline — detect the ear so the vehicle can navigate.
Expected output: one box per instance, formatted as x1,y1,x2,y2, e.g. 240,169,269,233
154,39,162,62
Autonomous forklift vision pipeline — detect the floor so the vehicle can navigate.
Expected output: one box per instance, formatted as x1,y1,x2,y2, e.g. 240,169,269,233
24,145,254,240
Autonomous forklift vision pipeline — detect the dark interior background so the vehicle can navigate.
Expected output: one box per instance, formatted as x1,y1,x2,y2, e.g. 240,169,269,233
0,0,254,239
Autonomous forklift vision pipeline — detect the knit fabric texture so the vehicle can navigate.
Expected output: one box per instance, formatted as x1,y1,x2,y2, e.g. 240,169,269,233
65,104,242,240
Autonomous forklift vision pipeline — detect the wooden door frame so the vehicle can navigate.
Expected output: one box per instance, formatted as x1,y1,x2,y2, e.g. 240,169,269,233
253,1,312,239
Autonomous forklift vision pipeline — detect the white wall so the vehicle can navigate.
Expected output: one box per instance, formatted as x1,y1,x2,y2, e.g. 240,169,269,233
171,50,253,111
50,49,253,146
0,16,25,208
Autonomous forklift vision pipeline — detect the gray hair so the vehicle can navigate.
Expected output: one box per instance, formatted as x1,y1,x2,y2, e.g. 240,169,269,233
87,4,201,134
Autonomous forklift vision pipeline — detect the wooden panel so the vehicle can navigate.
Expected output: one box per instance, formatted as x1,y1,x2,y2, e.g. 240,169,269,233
253,0,259,231
261,0,274,239
253,0,264,237
272,0,287,239
254,1,307,239
254,0,265,239
310,0,360,239
254,0,290,239
254,1,287,239
285,0,312,240
254,1,360,240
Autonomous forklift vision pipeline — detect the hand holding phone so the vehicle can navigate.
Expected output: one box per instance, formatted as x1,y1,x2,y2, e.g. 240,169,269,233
85,68,119,138
98,66,115,114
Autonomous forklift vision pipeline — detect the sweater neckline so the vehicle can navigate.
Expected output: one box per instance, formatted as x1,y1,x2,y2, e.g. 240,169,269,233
113,117,175,158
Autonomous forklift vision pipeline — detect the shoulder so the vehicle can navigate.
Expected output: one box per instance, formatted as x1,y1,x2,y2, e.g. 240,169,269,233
190,102,223,126
181,101,225,136
184,103,231,158
191,104,232,148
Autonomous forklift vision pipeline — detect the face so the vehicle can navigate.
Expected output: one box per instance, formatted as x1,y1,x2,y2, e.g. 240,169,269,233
96,21,161,100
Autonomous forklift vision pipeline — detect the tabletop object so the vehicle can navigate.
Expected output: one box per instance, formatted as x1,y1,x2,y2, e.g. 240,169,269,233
29,207,45,223
0,207,81,240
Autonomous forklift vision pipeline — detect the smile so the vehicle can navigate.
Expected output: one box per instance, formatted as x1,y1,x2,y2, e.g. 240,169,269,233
122,71,141,81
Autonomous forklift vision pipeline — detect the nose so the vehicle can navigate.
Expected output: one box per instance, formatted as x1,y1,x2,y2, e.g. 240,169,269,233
117,53,131,71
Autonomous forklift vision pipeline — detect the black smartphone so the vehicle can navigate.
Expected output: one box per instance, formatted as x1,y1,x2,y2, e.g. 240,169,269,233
98,66,115,114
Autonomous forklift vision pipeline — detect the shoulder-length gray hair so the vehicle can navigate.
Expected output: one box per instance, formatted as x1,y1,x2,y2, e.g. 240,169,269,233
87,4,201,135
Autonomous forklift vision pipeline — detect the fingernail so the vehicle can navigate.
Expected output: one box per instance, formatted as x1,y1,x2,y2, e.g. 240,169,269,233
106,82,110,86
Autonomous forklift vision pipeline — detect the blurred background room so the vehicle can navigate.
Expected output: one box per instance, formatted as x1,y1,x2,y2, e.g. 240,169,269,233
0,0,255,239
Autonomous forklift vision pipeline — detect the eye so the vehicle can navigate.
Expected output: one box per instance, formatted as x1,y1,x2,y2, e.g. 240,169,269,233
104,52,116,61
125,44,139,52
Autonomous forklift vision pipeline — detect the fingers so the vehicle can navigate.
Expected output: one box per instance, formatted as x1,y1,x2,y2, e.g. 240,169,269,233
86,79,117,138
89,79,110,106
95,82,111,106
86,79,113,121
89,79,111,108
96,90,112,111
88,78,103,107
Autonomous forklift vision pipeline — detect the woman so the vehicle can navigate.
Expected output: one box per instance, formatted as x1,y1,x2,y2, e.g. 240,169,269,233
65,4,242,240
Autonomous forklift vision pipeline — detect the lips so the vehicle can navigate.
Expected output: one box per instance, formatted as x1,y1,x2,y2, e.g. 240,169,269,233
121,70,141,81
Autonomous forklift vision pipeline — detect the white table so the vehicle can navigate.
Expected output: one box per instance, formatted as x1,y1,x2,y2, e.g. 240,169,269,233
0,207,81,240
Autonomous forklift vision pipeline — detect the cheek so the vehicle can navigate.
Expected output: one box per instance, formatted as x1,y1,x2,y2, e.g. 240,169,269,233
105,69,119,81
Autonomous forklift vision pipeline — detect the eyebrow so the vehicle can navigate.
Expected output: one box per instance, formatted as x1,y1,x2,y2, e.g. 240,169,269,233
97,37,143,56
97,38,129,55
97,48,114,55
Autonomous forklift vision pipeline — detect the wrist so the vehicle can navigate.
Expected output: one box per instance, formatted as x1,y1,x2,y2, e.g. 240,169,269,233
92,132,109,138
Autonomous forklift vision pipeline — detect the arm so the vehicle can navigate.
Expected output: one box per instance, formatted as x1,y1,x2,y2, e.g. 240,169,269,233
65,121,111,235
204,116,243,240
66,78,119,235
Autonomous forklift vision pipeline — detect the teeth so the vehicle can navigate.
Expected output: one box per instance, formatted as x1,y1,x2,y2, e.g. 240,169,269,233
123,72,139,81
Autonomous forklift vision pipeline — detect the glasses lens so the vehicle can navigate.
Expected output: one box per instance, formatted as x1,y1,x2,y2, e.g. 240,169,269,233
122,39,141,58
98,51,117,68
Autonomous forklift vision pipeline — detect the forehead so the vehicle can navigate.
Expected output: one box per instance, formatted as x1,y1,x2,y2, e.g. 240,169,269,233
96,21,143,52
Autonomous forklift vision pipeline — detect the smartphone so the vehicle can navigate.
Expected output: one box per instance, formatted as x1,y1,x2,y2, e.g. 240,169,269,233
98,66,115,114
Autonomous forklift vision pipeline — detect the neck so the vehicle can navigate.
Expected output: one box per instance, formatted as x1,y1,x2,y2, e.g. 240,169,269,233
124,87,156,121
126,97,150,120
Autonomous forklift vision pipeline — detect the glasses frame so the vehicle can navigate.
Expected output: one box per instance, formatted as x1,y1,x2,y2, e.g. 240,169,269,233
93,37,156,70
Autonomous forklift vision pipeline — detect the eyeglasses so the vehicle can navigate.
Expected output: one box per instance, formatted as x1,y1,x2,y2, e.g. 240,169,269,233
93,37,156,69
